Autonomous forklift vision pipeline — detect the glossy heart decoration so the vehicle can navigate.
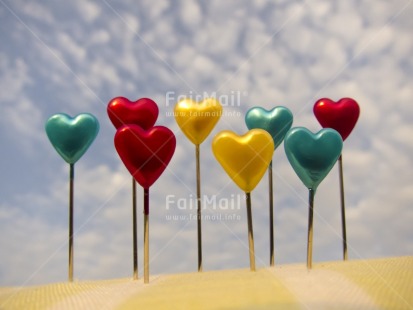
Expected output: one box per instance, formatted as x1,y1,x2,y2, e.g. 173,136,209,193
245,106,293,149
107,97,159,129
45,113,99,164
174,98,222,145
212,129,274,193
313,98,360,141
284,127,343,191
115,125,176,189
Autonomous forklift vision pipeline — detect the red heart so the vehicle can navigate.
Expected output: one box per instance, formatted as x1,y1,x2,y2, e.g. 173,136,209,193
114,125,176,190
313,98,360,141
107,97,159,129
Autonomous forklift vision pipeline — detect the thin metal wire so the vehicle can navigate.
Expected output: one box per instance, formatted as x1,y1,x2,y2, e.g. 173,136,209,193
68,163,74,282
132,178,138,280
338,155,348,261
307,189,315,269
144,188,149,284
268,161,274,266
246,192,256,271
196,144,203,272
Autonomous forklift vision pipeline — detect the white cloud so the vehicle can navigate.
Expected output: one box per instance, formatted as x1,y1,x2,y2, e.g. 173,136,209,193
89,29,111,45
75,0,101,23
122,13,140,33
0,56,44,150
194,20,241,56
144,19,177,50
79,57,122,90
17,1,55,23
0,204,67,285
141,0,170,20
309,38,348,79
192,54,216,74
306,0,331,18
243,20,272,56
326,6,364,45
0,56,30,99
57,33,87,62
393,124,413,151
172,44,197,70
179,0,202,29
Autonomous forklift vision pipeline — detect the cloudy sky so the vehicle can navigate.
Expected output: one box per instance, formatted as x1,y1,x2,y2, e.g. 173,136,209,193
1,0,412,286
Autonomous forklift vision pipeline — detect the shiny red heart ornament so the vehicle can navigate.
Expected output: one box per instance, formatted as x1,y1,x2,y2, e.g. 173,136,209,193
115,125,176,189
107,97,159,129
313,98,360,141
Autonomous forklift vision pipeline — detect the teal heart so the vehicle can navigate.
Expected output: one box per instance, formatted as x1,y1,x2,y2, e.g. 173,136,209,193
245,106,293,149
284,127,343,191
45,113,99,164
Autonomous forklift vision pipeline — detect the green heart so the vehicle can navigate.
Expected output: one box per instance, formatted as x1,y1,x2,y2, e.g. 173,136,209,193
45,113,99,164
284,127,343,190
245,106,293,149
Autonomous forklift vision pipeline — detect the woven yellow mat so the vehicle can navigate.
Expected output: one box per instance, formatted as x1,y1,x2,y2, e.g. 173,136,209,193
1,256,412,309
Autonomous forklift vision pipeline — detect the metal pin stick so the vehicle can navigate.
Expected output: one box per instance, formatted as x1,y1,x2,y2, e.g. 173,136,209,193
246,193,256,271
195,144,203,272
268,161,274,266
307,189,315,269
338,155,348,260
132,178,138,280
68,163,74,282
144,188,150,284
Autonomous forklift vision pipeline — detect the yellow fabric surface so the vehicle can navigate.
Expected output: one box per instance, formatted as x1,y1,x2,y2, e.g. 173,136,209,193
0,256,412,310
322,256,413,309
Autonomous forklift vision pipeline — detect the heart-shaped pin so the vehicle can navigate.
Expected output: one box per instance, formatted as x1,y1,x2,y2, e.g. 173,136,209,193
212,129,274,193
114,125,176,189
284,127,343,190
174,98,222,145
245,106,293,149
313,98,360,141
45,113,99,164
107,97,159,129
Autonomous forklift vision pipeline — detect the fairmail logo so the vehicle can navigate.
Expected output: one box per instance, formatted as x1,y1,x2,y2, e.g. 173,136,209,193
165,90,247,107
165,194,244,210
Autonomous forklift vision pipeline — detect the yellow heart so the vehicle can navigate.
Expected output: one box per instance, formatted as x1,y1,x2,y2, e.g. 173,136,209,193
174,98,223,145
212,129,274,193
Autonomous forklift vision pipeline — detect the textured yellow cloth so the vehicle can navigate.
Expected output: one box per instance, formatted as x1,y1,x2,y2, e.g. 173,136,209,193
0,256,412,309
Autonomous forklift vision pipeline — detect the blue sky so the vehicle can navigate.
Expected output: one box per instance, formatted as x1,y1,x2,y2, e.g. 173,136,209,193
0,0,412,286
